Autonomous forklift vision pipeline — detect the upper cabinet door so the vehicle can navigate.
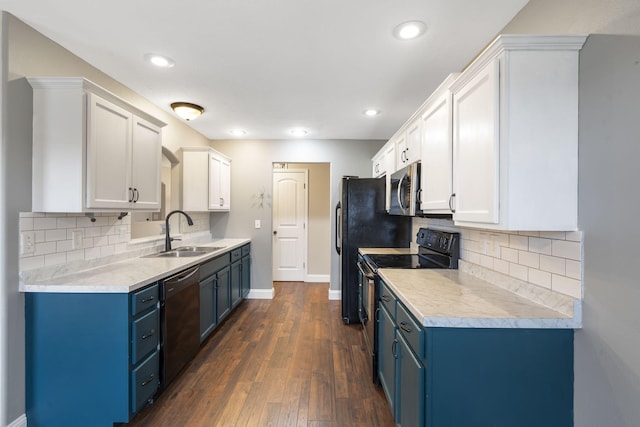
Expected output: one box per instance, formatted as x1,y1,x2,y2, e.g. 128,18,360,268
208,152,231,211
420,91,453,213
86,93,133,209
452,59,500,224
131,117,162,210
404,119,421,165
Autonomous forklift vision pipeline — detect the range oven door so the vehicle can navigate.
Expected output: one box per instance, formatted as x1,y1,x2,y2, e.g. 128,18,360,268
357,259,377,375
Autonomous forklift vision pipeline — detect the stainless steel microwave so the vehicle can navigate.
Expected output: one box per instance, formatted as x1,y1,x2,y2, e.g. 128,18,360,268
388,162,423,216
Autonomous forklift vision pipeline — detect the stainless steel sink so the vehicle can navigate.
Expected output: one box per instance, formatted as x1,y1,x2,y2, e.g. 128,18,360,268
174,246,224,253
149,251,205,258
143,246,225,258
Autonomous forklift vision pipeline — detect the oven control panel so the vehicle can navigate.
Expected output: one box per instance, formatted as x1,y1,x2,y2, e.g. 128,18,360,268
416,228,459,255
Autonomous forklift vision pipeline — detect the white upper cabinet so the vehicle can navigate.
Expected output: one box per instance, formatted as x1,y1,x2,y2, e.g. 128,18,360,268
181,147,231,212
28,78,165,212
208,152,231,211
420,74,459,214
450,34,587,230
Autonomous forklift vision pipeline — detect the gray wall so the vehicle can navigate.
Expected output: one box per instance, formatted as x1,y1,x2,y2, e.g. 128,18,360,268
576,35,640,427
210,139,383,293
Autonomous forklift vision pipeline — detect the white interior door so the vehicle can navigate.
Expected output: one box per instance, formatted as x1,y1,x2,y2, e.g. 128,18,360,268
272,169,307,281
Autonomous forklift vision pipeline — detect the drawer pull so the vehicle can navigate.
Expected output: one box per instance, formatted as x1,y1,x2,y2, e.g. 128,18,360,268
141,329,156,340
140,296,155,303
392,338,398,359
399,321,413,333
140,374,155,387
381,295,391,302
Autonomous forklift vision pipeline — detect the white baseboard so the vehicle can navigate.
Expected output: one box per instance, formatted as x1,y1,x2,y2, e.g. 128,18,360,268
328,289,341,300
305,274,330,283
246,288,275,299
8,414,27,427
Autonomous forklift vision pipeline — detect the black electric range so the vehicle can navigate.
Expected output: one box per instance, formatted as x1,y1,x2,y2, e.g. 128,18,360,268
358,228,459,384
362,228,459,272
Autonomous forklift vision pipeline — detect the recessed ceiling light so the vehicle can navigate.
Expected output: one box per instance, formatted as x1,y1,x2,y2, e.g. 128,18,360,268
144,53,175,68
363,109,381,117
229,129,247,136
289,128,309,137
393,21,427,40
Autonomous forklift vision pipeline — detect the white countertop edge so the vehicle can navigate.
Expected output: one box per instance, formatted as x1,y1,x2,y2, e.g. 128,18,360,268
20,238,250,294
421,316,581,329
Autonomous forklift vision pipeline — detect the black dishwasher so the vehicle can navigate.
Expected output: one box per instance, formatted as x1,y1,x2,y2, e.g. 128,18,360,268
160,265,200,388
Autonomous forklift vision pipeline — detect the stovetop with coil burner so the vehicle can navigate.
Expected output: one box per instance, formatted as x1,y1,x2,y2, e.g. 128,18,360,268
363,228,459,272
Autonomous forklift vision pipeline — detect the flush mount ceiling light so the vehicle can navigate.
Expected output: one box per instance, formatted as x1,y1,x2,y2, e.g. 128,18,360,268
289,128,309,137
229,129,247,136
363,109,381,117
144,53,175,68
171,102,204,121
393,20,427,40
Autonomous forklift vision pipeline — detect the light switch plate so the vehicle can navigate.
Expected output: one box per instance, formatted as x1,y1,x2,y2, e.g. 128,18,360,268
255,220,261,229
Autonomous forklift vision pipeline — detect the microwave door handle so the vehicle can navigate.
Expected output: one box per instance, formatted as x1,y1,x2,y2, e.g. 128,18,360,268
397,174,406,214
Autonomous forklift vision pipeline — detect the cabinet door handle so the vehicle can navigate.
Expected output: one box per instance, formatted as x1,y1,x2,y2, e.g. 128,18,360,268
140,296,155,304
392,338,398,359
133,188,139,203
399,321,413,333
448,193,456,213
140,374,155,387
220,197,224,206
128,187,134,203
213,277,219,288
381,295,391,302
141,329,156,340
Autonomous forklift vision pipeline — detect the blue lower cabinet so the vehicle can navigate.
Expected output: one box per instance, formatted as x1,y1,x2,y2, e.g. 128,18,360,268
377,279,574,427
397,332,424,427
378,304,396,415
26,283,160,427
131,351,160,413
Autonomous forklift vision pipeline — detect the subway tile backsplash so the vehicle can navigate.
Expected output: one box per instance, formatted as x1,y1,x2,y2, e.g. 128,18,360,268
413,217,583,299
19,211,211,274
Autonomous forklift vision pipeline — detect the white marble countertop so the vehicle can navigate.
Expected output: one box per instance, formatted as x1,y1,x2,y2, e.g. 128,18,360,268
378,268,578,329
359,247,415,255
20,238,250,293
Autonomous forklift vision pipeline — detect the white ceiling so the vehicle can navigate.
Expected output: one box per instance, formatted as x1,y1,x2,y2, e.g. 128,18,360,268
1,0,529,140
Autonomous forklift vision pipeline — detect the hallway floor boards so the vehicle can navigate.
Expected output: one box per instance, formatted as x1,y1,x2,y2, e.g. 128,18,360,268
127,282,394,427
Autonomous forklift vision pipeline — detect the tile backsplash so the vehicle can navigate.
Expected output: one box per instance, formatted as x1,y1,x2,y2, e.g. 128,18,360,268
412,217,583,299
19,211,211,273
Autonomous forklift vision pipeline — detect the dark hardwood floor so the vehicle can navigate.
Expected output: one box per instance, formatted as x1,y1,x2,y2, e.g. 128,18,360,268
127,282,395,427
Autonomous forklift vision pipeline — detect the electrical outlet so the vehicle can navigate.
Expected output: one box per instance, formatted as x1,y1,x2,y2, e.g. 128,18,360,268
21,231,35,255
255,220,261,229
72,230,84,249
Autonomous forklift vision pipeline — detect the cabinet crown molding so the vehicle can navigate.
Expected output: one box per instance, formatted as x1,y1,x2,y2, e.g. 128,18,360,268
452,34,588,92
27,77,167,128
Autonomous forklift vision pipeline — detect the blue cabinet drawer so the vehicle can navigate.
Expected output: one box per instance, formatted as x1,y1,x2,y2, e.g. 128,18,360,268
379,280,396,318
241,243,251,256
231,248,242,263
131,308,159,365
396,302,424,360
130,351,159,414
200,253,229,278
130,283,159,316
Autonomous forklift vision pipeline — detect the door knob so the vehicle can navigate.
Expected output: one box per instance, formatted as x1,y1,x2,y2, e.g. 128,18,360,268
273,231,277,235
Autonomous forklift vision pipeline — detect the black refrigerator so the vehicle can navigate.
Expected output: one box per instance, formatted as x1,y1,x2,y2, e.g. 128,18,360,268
335,176,412,324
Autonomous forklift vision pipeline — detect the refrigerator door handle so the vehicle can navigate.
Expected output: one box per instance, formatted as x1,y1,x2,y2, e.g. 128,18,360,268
335,201,342,255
